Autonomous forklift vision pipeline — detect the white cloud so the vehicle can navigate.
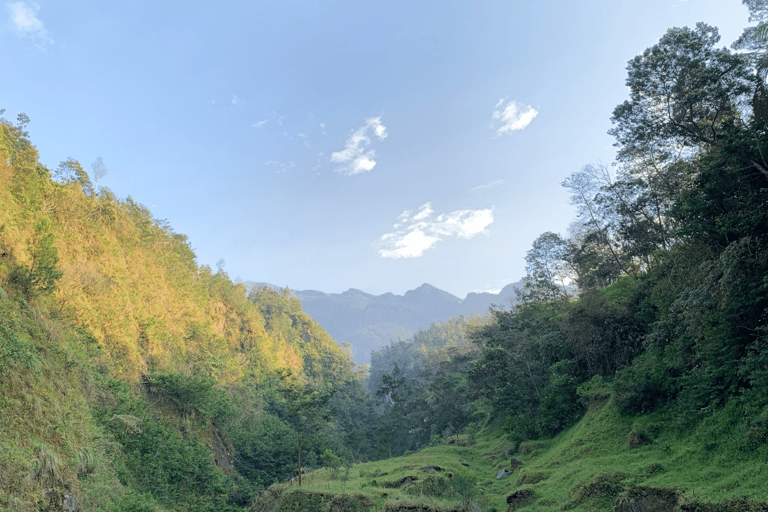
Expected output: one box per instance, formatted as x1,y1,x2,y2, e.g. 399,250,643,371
6,1,52,46
252,112,285,130
379,230,439,259
470,179,505,192
491,98,538,136
378,202,494,259
412,202,433,221
471,278,516,295
264,160,295,173
331,117,387,176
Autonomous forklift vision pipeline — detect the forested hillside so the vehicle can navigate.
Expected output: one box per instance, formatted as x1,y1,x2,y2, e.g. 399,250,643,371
0,114,380,511
257,10,768,511
368,13,768,456
4,3,768,511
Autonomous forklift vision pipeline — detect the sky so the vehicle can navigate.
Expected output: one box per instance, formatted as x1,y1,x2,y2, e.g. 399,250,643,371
2,0,752,298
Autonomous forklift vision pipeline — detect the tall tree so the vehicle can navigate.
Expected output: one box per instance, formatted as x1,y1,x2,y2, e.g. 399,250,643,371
610,23,753,169
562,165,630,288
520,232,574,302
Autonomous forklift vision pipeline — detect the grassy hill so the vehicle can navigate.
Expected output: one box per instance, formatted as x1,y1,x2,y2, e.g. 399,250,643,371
252,393,768,512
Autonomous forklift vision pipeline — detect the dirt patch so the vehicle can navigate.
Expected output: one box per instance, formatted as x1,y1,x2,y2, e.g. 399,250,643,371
507,489,537,509
614,486,679,512
679,496,768,512
251,490,372,512
567,471,626,508
383,505,461,512
627,430,649,449
382,475,419,488
209,425,236,474
518,442,547,456
517,471,548,485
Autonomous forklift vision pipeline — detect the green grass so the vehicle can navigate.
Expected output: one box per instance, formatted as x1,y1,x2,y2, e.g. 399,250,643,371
257,397,768,512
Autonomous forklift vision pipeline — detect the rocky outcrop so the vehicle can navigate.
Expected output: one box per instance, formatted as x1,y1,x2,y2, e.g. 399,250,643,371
42,486,81,512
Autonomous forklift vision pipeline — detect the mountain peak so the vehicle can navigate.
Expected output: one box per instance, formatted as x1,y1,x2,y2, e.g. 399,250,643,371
403,283,461,304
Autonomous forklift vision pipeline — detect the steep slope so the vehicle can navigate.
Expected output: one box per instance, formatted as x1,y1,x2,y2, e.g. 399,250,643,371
0,115,375,512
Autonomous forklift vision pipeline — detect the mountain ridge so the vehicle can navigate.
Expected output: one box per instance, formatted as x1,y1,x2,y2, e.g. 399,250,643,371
241,280,522,363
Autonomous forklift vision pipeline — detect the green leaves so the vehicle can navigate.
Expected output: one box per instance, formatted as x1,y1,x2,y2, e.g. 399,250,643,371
610,23,751,161
7,218,62,298
0,323,40,376
146,372,232,423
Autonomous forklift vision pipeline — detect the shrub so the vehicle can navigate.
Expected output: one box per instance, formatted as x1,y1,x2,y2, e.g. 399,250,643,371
451,472,477,511
576,375,612,406
321,448,342,478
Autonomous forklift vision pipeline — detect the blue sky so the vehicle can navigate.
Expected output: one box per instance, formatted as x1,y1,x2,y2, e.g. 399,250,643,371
3,0,751,298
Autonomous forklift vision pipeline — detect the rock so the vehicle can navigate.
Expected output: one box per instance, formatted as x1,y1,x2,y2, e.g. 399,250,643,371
43,486,81,512
496,469,511,479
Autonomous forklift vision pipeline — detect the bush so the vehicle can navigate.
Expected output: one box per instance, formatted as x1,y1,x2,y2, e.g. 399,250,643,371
614,350,679,414
7,218,62,298
576,375,612,406
451,472,477,511
321,448,342,478
537,362,585,436
146,372,232,422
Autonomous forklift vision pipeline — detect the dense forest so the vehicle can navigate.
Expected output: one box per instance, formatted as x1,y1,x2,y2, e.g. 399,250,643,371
3,2,768,511
367,9,768,454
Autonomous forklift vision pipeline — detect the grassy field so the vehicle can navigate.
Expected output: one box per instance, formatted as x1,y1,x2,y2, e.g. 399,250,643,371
252,397,768,512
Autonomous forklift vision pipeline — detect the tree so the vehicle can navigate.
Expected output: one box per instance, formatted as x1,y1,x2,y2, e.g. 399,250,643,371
563,165,630,287
55,158,94,195
276,376,334,485
733,1,768,51
598,158,689,267
610,24,753,168
733,1,768,125
91,156,108,186
9,218,63,297
520,232,574,302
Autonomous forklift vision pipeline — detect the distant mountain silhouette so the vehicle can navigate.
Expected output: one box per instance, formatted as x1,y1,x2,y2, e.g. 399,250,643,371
242,281,522,364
